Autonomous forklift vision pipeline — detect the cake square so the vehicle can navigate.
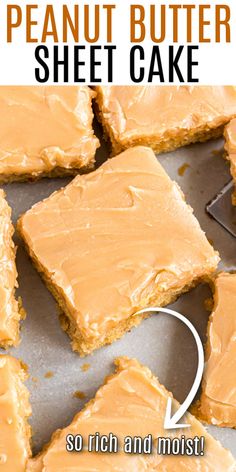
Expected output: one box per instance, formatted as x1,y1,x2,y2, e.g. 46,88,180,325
95,86,236,155
0,190,24,348
27,357,236,471
196,272,236,428
0,86,99,182
224,119,236,205
0,355,31,471
17,146,219,356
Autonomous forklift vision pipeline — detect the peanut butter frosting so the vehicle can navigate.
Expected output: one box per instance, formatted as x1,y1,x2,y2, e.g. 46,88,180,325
95,86,236,154
224,119,236,204
0,86,99,181
27,357,236,471
18,146,219,355
0,190,22,347
0,355,31,471
198,273,236,427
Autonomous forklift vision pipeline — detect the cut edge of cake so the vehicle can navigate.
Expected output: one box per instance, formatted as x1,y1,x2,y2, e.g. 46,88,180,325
224,120,236,205
0,355,32,468
12,225,218,357
0,190,25,348
193,271,236,428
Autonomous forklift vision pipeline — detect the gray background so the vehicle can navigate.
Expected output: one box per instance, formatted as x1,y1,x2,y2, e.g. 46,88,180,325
1,123,236,458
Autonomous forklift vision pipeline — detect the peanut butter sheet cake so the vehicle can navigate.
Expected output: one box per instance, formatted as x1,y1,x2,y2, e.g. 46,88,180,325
0,190,23,347
18,146,219,355
0,355,31,471
0,86,99,182
95,86,236,154
196,273,236,428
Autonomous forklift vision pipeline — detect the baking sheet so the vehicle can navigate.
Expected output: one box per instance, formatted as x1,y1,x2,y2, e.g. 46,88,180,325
1,123,236,458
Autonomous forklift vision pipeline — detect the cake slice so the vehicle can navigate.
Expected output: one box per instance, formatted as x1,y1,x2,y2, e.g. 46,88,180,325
0,190,24,348
17,146,219,356
196,272,236,428
95,86,236,154
0,355,32,471
0,86,99,182
224,119,236,204
27,357,236,471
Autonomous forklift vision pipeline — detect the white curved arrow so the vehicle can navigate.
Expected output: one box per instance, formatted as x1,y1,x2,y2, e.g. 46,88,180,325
134,307,204,430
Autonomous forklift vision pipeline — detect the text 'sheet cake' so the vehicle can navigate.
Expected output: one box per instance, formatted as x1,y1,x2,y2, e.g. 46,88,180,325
95,86,236,154
18,146,219,355
27,358,236,471
0,86,99,182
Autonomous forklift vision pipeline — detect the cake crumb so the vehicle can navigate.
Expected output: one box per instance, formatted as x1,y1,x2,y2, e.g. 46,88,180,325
207,238,214,247
59,313,69,331
73,390,86,400
178,163,190,176
211,148,223,157
18,297,27,320
205,298,214,312
19,360,29,373
44,371,54,379
31,377,38,383
81,363,91,372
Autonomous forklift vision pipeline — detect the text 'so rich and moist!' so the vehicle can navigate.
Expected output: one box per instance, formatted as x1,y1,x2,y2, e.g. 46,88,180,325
27,358,236,471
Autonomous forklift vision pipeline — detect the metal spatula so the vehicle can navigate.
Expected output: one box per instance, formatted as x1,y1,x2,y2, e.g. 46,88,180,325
206,180,236,238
